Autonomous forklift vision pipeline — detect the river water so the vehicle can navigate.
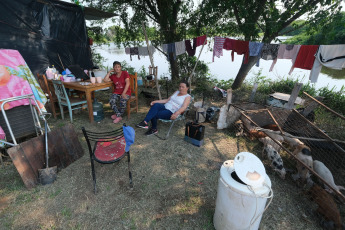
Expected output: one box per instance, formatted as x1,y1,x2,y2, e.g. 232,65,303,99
95,43,345,91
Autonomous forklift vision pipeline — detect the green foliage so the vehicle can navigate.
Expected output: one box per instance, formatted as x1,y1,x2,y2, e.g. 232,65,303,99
175,54,216,97
90,48,107,69
285,12,345,45
120,61,136,75
279,20,307,36
317,86,345,115
87,26,107,43
137,65,147,77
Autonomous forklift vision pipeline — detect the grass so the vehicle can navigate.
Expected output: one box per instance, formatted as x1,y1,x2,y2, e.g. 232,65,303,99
0,87,340,230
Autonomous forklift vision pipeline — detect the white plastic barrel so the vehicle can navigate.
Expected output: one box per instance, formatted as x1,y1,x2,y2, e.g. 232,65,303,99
214,152,272,230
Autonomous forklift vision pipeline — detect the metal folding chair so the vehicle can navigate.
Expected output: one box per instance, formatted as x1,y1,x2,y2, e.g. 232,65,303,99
0,94,49,147
81,125,134,194
157,96,193,140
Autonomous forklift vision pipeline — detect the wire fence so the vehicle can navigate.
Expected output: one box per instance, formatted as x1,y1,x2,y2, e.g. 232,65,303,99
221,90,345,229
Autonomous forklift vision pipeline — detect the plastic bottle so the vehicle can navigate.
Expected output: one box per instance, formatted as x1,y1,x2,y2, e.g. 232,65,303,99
52,65,57,74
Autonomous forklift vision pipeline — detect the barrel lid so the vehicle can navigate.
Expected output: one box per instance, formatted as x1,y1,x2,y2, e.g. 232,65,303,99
233,152,266,188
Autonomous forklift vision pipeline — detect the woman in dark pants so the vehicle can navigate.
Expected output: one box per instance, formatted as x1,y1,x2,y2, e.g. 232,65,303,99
136,80,191,135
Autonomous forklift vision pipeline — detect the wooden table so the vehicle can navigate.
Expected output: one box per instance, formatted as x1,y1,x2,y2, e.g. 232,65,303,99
52,81,114,123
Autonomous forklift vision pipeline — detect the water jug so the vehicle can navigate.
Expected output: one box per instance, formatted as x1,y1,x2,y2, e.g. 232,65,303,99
93,99,104,122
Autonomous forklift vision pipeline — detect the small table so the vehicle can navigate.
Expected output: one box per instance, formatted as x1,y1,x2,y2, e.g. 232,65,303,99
54,81,114,123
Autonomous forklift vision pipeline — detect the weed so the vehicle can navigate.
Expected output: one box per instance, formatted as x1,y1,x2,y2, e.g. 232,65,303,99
61,206,72,219
121,210,128,220
57,122,65,128
15,192,33,204
49,189,62,198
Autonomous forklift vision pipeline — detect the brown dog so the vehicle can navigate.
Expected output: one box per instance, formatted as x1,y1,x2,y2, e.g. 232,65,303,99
308,184,342,230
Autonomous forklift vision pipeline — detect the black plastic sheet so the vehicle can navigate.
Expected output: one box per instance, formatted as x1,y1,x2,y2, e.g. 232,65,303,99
0,0,93,76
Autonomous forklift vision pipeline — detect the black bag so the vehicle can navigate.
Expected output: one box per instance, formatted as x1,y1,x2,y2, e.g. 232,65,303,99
185,122,205,141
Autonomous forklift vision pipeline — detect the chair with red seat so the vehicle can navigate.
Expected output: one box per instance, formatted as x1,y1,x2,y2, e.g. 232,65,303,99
81,125,134,194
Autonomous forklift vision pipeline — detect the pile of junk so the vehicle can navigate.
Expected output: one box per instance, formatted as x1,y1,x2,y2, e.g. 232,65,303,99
0,49,84,189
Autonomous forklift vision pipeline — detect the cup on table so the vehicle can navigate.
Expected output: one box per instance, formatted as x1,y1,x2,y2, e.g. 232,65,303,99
96,77,102,83
90,77,96,84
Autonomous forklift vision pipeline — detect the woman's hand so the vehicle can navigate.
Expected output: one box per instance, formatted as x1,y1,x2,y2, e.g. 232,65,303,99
170,112,179,120
107,69,114,75
121,93,127,99
150,101,156,106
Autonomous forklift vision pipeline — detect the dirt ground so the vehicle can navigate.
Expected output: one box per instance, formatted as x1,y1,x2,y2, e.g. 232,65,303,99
0,88,326,230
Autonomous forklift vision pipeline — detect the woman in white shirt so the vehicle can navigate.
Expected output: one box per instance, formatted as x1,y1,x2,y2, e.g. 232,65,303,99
136,80,191,135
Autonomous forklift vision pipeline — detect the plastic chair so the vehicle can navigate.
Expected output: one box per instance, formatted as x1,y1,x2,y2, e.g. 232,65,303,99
52,80,87,123
37,73,59,118
126,73,138,119
81,125,133,194
157,96,193,140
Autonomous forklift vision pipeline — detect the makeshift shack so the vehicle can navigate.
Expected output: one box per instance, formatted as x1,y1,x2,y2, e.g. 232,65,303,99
0,0,116,75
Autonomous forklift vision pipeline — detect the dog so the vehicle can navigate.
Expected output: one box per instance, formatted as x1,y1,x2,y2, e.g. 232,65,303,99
313,160,345,194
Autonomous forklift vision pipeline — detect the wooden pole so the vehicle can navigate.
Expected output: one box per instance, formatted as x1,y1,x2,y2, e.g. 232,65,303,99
286,83,303,109
303,92,345,121
142,22,162,100
292,109,345,154
188,36,207,94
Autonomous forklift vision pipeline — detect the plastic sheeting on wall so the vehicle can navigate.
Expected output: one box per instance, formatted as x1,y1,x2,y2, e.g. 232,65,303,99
0,0,93,76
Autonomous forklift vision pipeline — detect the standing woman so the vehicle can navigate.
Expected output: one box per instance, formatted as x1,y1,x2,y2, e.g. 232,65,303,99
136,80,191,135
104,61,131,123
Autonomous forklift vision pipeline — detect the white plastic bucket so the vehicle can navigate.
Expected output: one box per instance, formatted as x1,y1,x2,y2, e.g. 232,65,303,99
93,70,107,78
214,153,272,230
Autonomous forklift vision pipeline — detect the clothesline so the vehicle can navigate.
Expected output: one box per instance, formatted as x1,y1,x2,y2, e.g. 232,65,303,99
125,35,345,84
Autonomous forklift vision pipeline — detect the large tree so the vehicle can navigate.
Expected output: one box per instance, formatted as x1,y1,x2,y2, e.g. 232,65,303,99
195,0,342,89
81,0,200,81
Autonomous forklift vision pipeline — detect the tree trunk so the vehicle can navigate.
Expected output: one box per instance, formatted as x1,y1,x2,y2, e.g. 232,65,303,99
231,56,259,90
169,52,179,81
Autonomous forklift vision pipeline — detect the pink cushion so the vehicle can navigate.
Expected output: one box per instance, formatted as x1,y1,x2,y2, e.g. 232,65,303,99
94,136,126,162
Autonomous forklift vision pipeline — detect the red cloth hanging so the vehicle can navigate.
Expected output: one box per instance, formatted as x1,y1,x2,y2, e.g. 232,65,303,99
223,38,235,51
196,35,207,47
293,45,319,70
231,40,249,64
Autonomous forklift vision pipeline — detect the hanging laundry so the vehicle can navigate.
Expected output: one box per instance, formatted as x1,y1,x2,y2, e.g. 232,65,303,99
288,45,301,74
269,44,300,71
249,42,264,67
185,39,197,57
167,43,176,60
196,35,207,47
213,36,226,62
129,47,140,61
289,45,318,74
138,46,147,56
231,40,249,64
310,45,345,83
260,44,280,60
175,41,186,56
125,47,130,55
223,38,235,51
138,46,156,56
162,44,168,53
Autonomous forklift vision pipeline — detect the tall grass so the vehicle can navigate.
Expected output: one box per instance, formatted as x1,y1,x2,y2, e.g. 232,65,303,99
213,74,345,115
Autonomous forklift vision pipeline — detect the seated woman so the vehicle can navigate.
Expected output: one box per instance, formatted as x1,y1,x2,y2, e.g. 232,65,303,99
104,61,131,123
136,80,191,135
